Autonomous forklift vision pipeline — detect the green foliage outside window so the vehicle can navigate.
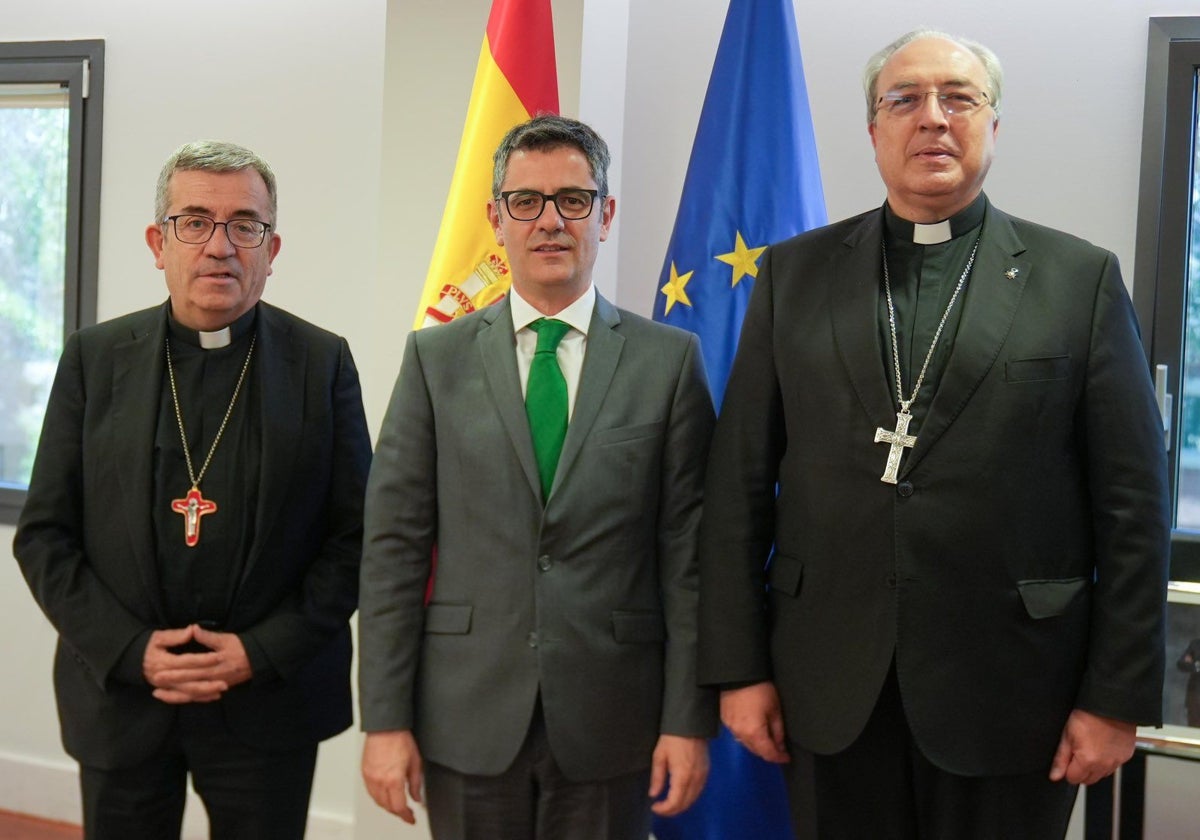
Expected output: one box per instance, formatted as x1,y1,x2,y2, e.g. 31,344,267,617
0,104,69,487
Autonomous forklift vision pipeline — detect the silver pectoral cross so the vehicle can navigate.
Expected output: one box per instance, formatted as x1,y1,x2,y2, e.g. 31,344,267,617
874,411,917,484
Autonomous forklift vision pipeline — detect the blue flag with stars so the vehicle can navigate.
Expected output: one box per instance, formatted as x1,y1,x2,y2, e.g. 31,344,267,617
651,0,824,838
652,0,825,408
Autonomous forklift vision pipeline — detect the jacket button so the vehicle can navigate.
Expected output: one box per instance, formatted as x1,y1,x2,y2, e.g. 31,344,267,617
897,481,914,497
537,554,552,572
527,632,538,648
887,574,898,589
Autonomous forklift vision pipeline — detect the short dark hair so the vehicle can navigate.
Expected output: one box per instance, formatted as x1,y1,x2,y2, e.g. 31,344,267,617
492,114,610,198
155,140,277,224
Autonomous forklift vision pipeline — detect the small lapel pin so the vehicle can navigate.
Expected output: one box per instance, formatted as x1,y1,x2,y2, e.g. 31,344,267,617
1005,267,1020,280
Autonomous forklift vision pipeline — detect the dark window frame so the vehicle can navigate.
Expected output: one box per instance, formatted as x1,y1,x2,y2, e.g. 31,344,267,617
0,40,103,524
1133,18,1200,578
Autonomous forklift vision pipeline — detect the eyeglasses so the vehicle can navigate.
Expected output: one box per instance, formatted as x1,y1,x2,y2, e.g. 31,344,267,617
496,189,600,222
876,87,991,118
163,214,272,248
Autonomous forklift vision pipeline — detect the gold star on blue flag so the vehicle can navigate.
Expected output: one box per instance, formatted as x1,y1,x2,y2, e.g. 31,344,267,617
660,262,695,314
715,231,768,287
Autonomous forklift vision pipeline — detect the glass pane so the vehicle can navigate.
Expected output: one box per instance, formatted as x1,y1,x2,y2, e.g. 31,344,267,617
0,85,69,491
1176,70,1200,527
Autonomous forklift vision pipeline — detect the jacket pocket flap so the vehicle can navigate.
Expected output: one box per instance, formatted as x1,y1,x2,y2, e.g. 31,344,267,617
1005,355,1071,383
611,610,665,643
1017,577,1088,619
424,603,473,634
593,420,666,446
767,553,803,597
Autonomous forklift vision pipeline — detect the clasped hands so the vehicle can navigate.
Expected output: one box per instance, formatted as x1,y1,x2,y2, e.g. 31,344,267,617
142,624,253,703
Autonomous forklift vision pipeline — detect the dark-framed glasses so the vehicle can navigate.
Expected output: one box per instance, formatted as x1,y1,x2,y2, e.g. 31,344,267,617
163,214,272,248
877,87,991,118
497,189,600,222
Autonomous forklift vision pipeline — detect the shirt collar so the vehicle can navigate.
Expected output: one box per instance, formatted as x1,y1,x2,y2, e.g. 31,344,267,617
883,192,988,245
509,284,595,337
166,303,258,349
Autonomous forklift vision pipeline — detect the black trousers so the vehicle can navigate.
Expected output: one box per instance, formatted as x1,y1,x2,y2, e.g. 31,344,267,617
783,665,1078,840
424,699,653,840
79,704,317,840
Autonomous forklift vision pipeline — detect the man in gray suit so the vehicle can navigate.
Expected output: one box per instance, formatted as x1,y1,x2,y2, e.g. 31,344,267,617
358,115,716,839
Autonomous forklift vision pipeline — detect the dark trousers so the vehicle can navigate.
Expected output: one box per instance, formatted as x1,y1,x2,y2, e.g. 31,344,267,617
424,700,653,840
79,704,317,840
783,666,1078,840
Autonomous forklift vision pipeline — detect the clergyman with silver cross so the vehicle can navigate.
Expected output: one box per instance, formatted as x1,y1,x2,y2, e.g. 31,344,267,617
698,28,1169,840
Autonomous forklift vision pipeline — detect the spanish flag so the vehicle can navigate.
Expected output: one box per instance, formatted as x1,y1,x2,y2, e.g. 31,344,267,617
413,0,559,329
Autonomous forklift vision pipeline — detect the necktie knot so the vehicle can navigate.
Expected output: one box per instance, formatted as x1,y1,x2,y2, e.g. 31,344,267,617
530,318,571,354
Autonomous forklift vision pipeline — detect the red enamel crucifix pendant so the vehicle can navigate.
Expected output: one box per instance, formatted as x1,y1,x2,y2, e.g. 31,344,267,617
170,487,217,547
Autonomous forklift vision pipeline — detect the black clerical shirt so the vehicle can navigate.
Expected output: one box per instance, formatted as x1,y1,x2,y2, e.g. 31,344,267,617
153,305,260,631
878,193,987,438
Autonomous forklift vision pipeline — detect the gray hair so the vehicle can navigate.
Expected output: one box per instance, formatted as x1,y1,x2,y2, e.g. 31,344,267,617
863,29,1003,122
492,114,611,198
154,140,278,224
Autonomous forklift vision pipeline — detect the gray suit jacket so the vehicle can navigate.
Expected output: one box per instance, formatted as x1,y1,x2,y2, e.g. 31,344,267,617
359,292,717,781
698,203,1170,776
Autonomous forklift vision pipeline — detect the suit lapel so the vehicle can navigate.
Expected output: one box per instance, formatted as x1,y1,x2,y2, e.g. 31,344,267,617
900,207,1030,477
245,303,305,580
831,213,896,428
553,294,623,499
479,300,543,501
111,308,169,622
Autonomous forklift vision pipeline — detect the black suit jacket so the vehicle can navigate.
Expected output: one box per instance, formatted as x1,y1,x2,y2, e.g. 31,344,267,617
14,301,371,769
698,203,1170,776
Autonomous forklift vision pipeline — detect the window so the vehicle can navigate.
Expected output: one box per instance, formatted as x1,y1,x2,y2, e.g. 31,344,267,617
0,41,102,523
1133,18,1200,577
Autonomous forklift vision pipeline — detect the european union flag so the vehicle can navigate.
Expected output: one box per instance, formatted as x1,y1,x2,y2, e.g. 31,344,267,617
652,0,825,407
651,0,825,838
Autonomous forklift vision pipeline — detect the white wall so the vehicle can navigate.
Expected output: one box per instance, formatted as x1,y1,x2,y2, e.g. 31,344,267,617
4,0,1199,836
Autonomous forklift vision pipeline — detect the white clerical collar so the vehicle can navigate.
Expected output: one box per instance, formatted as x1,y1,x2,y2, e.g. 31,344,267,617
883,193,988,246
912,220,952,245
198,327,232,349
510,284,595,337
166,302,257,350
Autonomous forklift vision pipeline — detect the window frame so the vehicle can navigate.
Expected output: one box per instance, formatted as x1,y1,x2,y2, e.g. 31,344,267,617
0,40,103,524
1133,18,1200,578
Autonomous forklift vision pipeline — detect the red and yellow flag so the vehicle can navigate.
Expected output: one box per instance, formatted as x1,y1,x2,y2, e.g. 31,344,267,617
414,0,559,329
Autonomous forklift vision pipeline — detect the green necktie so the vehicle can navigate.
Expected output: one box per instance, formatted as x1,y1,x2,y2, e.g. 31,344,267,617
525,318,571,501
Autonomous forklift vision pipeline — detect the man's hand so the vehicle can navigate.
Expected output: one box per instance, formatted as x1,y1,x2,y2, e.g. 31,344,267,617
362,730,424,824
143,624,253,704
143,626,225,703
1049,709,1136,785
649,735,709,816
721,682,790,764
